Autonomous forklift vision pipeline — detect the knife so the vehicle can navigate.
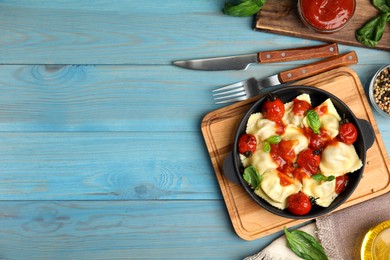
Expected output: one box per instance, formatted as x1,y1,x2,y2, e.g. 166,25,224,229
213,51,358,103
173,43,339,71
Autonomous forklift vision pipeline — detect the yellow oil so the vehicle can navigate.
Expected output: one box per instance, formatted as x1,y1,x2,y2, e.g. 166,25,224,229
361,220,390,260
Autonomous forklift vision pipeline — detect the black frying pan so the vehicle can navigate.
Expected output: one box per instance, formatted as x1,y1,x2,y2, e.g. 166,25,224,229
223,86,375,219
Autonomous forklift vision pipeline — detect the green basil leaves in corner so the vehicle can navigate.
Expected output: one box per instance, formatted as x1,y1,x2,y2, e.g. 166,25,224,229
243,166,262,189
356,0,390,47
306,109,321,134
284,227,328,260
223,0,267,17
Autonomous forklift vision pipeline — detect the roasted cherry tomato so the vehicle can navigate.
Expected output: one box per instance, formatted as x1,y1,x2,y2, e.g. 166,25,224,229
238,134,257,157
338,122,358,145
286,192,312,216
293,98,312,116
262,95,285,122
335,175,349,194
296,148,320,174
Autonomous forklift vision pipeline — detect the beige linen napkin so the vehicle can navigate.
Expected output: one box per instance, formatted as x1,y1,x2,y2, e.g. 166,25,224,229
245,192,390,260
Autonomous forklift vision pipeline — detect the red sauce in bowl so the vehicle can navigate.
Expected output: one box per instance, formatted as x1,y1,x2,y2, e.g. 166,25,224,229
298,0,355,33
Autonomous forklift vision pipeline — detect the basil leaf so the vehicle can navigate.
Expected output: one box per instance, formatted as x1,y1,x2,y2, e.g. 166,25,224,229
373,0,390,12
284,227,328,260
312,174,326,181
327,175,335,182
356,12,390,47
263,135,280,152
356,0,390,47
306,109,321,134
312,174,335,182
267,135,282,144
263,141,271,153
243,166,262,189
223,0,267,17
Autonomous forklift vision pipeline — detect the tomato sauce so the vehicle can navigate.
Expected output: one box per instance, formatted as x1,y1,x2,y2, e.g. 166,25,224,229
275,121,286,135
277,171,295,186
293,98,312,116
296,148,320,174
299,0,355,32
270,140,297,178
270,145,289,172
315,105,328,117
280,140,297,162
292,167,312,182
304,127,332,150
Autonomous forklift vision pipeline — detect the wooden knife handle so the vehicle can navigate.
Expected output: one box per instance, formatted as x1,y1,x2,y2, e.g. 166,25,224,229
258,43,339,63
278,51,358,83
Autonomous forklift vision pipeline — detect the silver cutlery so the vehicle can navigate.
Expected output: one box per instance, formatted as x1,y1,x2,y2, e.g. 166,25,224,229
173,43,339,71
213,51,358,104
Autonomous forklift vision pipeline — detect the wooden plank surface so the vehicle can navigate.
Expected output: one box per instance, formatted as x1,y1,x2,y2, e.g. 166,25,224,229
256,0,390,51
0,64,388,132
0,200,282,260
0,0,389,64
0,0,389,259
0,132,220,200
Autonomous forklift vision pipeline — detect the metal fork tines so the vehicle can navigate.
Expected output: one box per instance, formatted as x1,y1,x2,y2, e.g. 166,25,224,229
212,75,280,104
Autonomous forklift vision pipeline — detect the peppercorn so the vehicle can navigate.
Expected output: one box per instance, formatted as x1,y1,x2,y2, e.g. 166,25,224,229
373,67,390,115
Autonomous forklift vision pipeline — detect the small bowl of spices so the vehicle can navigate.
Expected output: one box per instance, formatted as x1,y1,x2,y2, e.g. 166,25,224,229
369,64,390,118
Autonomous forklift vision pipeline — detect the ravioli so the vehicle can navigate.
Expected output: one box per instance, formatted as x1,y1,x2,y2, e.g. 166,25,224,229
320,114,340,138
302,178,338,207
241,148,278,175
246,113,277,141
320,141,363,177
305,98,342,138
255,169,302,210
316,98,342,121
302,98,342,138
282,93,312,127
282,125,309,157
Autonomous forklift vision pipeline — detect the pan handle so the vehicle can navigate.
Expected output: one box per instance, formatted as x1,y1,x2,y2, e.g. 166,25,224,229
223,152,240,184
357,119,375,150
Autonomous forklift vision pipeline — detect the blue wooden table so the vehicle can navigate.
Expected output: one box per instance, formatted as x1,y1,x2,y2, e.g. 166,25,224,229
0,1,389,259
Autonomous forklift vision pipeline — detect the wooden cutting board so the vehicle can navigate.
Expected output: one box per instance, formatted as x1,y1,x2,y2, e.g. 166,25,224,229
255,0,390,51
201,67,390,240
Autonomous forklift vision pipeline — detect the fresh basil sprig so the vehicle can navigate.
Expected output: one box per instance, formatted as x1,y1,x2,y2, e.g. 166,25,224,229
306,109,321,134
263,135,282,152
284,227,328,260
312,174,335,182
243,166,262,189
373,0,390,12
356,0,390,47
223,0,267,17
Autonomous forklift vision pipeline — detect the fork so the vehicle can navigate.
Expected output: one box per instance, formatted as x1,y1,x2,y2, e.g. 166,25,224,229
212,51,358,104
